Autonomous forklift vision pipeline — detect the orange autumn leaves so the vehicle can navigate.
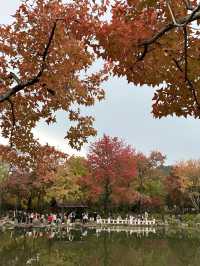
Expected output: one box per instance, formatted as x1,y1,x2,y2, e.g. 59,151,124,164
166,160,200,210
95,0,200,118
1,0,200,154
0,0,106,152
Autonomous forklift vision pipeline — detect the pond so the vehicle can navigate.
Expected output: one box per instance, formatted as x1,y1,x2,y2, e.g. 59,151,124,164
0,226,200,266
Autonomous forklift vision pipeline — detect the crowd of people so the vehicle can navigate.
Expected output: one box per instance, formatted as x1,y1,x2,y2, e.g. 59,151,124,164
2,210,153,226
8,211,91,225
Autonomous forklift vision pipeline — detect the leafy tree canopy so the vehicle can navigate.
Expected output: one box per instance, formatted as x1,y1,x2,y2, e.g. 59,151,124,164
0,0,107,152
1,0,200,153
95,0,200,118
80,135,137,209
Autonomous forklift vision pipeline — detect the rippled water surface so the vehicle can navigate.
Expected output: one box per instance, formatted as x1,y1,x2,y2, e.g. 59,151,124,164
0,227,200,266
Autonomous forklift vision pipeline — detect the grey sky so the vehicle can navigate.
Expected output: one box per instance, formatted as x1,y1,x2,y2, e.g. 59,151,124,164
1,1,200,164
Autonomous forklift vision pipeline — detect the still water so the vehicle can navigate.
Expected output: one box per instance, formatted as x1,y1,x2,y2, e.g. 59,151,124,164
0,226,200,266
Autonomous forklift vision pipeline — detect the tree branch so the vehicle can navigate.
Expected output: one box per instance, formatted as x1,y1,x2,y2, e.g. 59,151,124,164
183,0,193,10
41,21,57,64
167,0,181,27
9,72,21,85
0,20,58,103
137,44,148,61
183,26,188,82
140,4,200,47
172,57,200,111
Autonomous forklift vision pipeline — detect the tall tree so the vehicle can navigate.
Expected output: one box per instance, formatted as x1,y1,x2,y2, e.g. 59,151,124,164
80,135,137,212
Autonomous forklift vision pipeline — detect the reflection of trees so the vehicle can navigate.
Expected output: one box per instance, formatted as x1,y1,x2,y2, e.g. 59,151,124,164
0,231,41,266
103,233,110,266
0,229,200,265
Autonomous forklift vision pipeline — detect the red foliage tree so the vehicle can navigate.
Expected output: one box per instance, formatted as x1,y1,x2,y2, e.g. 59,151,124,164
80,135,137,212
1,144,67,209
27,144,68,209
4,169,30,209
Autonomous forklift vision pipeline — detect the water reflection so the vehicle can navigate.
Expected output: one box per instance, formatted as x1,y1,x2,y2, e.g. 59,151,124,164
0,227,200,266
8,227,156,241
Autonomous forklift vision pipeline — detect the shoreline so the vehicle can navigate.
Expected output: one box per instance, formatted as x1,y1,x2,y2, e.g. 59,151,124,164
0,221,199,232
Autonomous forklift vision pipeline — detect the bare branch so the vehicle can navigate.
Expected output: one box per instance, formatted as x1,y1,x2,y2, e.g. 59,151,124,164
166,1,181,26
185,3,200,23
189,193,200,210
183,0,193,11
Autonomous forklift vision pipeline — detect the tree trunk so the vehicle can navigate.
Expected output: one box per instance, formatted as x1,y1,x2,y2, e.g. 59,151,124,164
27,195,32,211
103,178,111,215
0,191,2,215
37,192,41,211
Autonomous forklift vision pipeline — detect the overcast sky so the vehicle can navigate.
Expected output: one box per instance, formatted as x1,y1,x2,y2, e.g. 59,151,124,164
1,1,200,164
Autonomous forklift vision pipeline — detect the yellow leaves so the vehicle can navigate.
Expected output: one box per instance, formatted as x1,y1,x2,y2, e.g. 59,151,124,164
173,160,200,193
46,157,86,202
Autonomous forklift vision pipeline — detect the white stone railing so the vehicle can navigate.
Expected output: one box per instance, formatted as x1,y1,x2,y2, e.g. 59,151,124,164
96,218,156,226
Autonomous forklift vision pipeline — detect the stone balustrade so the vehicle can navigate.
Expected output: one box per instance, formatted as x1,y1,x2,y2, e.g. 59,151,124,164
96,218,156,226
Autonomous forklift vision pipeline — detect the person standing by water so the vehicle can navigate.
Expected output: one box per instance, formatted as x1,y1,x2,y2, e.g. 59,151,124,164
82,213,88,224
48,214,53,224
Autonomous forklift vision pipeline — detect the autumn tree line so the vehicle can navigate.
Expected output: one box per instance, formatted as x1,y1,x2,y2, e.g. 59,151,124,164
0,135,200,214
